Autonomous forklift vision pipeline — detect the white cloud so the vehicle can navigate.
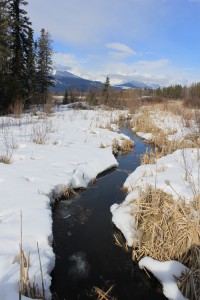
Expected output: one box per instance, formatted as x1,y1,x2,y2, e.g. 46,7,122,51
53,53,78,68
52,51,192,86
106,43,136,58
134,59,171,69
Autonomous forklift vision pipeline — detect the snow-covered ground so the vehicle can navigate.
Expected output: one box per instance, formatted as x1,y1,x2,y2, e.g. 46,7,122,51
0,106,131,300
111,107,200,300
134,108,199,142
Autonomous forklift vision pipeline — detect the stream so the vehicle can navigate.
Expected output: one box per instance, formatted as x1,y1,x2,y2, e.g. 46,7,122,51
51,125,167,300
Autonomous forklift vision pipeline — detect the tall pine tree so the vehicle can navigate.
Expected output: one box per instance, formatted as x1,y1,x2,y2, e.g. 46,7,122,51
36,28,53,104
0,0,54,113
0,0,11,112
9,0,33,105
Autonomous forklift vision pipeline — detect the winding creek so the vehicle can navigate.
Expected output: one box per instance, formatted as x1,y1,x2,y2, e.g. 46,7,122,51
51,125,167,300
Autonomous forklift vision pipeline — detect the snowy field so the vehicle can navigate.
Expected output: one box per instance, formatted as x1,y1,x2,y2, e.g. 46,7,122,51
0,106,130,300
111,107,200,300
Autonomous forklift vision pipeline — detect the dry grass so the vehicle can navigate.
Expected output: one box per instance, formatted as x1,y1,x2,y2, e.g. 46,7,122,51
10,98,24,118
129,102,200,298
177,246,200,300
52,187,77,205
153,100,183,115
140,138,195,165
112,138,134,155
131,108,162,136
18,251,44,299
18,212,45,300
113,232,129,253
0,129,17,164
129,187,200,299
94,284,116,300
132,103,199,158
120,138,134,154
131,187,199,262
32,117,53,144
132,108,197,162
141,149,157,165
112,139,120,155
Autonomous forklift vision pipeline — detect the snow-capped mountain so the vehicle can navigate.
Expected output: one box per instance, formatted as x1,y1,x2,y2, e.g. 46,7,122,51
51,68,160,92
115,80,159,90
51,69,103,92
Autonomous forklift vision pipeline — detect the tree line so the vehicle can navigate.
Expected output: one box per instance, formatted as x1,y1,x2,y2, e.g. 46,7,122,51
0,0,53,114
63,77,199,110
153,84,200,106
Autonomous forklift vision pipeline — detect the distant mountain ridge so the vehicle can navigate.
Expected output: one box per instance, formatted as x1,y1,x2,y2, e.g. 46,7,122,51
51,69,103,93
115,80,160,90
51,69,159,92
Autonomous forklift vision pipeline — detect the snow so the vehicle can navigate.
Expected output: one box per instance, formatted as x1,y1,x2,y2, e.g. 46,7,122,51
124,148,200,203
111,148,199,246
110,203,139,247
134,109,199,142
139,257,188,300
110,107,199,300
0,106,130,300
149,110,197,141
136,131,154,141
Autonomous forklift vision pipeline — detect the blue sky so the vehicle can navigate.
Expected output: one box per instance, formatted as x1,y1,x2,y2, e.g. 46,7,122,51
27,0,200,85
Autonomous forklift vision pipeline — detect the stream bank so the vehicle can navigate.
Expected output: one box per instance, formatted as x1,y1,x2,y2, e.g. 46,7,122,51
51,126,167,300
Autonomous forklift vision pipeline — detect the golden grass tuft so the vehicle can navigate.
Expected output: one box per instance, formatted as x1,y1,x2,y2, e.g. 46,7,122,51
131,187,200,262
112,138,134,155
112,139,120,155
120,138,134,154
18,251,44,299
0,154,13,164
94,284,116,300
131,109,162,136
140,137,196,165
141,149,157,164
177,246,200,300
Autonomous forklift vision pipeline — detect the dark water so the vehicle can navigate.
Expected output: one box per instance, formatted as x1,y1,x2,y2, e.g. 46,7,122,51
51,126,167,300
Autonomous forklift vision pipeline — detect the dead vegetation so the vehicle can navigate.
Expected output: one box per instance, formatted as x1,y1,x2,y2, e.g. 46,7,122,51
94,284,116,300
50,187,77,207
178,246,200,300
112,138,134,155
127,187,200,299
0,128,17,164
32,116,54,144
131,105,199,162
18,212,45,300
131,187,199,261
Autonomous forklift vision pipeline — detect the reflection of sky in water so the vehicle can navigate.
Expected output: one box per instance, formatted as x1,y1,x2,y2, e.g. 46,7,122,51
68,252,90,280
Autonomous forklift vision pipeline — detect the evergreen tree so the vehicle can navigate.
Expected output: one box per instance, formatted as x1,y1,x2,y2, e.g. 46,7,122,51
36,28,53,104
101,76,110,105
9,0,33,104
103,76,110,93
0,0,54,113
63,89,69,104
24,27,37,107
0,0,11,112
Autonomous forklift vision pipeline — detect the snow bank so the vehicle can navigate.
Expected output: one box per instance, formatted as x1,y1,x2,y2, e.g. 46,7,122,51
0,107,129,299
111,148,199,248
139,257,188,300
134,109,199,143
110,147,199,299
